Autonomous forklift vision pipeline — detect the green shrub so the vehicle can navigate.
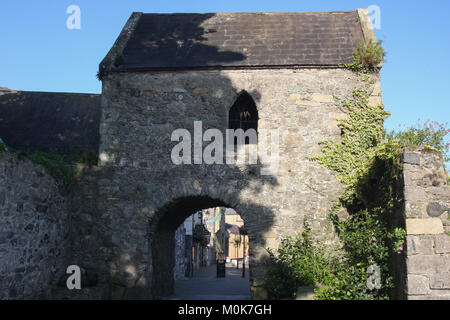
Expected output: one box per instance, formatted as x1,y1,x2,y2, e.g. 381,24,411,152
27,151,76,186
265,259,298,299
1,141,98,187
345,40,386,73
265,226,336,299
388,120,449,164
314,265,383,300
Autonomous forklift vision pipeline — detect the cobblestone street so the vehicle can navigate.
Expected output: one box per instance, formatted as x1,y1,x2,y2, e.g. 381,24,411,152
167,263,251,300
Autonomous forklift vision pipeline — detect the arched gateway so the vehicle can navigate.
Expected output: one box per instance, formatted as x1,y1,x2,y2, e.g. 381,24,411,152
91,10,382,299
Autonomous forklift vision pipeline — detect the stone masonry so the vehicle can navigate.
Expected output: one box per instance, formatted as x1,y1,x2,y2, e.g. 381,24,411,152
174,224,187,280
402,149,450,300
0,152,69,299
61,9,383,298
95,67,380,299
6,9,440,300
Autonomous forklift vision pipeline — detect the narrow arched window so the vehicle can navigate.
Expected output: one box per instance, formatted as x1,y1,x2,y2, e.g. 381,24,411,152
228,91,258,145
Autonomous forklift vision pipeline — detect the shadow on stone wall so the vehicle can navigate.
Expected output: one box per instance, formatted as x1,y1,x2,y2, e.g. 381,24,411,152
95,11,286,298
149,163,279,298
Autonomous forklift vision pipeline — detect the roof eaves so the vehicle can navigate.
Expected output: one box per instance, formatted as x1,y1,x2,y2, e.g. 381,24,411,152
111,64,348,73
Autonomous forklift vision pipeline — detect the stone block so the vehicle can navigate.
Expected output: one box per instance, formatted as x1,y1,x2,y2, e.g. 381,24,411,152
328,112,349,120
327,120,339,128
407,275,430,295
288,93,301,101
407,255,450,274
192,88,207,94
430,274,450,289
404,188,426,202
406,218,444,235
279,209,297,216
407,235,434,255
372,81,381,96
427,202,449,218
435,234,450,254
311,93,333,103
405,201,427,219
263,229,280,239
368,96,382,107
409,294,450,300
403,153,420,165
296,100,319,107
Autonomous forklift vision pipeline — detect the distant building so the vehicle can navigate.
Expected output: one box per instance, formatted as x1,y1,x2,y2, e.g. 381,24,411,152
223,209,248,263
174,210,212,279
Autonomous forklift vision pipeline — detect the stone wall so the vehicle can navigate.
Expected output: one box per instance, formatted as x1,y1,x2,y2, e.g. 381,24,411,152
402,149,450,300
0,152,69,299
174,224,187,280
96,68,380,298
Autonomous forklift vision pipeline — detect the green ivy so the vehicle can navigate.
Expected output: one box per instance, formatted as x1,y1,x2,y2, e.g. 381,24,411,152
0,143,98,187
266,83,407,299
266,83,448,299
311,86,405,300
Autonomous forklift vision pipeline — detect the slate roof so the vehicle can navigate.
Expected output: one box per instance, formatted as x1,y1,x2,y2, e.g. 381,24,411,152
0,91,100,154
105,11,366,71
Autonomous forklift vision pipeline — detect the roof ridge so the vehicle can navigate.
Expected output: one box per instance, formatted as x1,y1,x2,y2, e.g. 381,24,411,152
140,11,357,15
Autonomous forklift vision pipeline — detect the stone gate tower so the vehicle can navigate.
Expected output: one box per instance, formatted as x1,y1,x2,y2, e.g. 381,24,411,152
94,10,382,299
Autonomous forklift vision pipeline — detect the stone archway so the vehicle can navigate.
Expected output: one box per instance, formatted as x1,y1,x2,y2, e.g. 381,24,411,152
149,196,252,298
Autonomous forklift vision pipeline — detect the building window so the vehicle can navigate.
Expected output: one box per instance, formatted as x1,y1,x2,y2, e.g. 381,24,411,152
228,91,258,145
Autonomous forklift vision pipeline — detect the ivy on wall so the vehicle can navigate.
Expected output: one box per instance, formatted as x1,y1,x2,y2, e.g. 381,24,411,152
311,86,404,300
266,74,448,299
265,39,449,299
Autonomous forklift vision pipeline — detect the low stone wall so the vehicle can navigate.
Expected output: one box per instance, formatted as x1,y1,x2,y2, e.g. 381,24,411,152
0,152,70,299
402,149,450,300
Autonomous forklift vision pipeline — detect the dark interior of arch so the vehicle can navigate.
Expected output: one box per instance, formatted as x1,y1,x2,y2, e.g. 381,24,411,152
151,196,230,298
228,91,258,145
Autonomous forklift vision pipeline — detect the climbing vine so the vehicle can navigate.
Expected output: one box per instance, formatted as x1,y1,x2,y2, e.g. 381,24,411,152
311,86,405,299
266,83,415,299
312,83,448,299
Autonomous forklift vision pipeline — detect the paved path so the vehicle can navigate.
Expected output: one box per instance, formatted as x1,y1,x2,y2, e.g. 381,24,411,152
167,264,251,300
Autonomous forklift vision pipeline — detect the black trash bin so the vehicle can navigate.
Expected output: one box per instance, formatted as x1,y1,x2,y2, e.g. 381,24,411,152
216,259,226,278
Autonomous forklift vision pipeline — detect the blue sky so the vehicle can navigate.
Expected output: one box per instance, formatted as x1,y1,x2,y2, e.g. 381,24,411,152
0,0,449,133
